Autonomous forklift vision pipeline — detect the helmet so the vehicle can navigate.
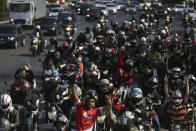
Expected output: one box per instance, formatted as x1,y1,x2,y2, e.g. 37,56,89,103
51,76,61,85
125,59,134,67
35,25,41,31
148,77,158,88
131,88,143,103
161,30,166,35
171,90,183,105
0,118,10,131
84,90,98,102
172,67,181,78
100,79,110,87
188,74,196,88
50,37,57,45
120,31,125,36
63,41,69,47
0,94,13,112
143,22,148,28
140,37,146,43
53,113,68,131
95,23,101,29
155,35,161,40
67,16,72,21
20,80,31,93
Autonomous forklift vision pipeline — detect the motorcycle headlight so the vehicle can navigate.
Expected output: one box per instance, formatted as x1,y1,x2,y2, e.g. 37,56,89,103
66,27,71,31
72,3,75,6
86,14,90,17
10,18,14,22
175,8,178,11
33,39,38,43
126,8,129,11
26,18,30,22
49,13,52,16
78,8,80,11
51,27,55,30
8,37,14,41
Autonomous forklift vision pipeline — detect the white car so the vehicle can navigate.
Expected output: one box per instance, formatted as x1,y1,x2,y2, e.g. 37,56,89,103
48,7,64,17
97,5,109,17
186,8,196,21
106,4,117,14
174,4,185,14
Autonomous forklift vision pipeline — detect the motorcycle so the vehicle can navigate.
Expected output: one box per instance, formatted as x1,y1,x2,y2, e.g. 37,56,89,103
31,36,41,57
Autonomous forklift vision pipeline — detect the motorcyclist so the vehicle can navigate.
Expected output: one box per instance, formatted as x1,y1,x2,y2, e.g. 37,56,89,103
53,113,68,131
0,94,23,131
33,25,43,51
20,80,39,131
107,95,138,131
125,88,160,131
70,88,106,131
164,74,189,129
14,61,36,89
84,27,94,45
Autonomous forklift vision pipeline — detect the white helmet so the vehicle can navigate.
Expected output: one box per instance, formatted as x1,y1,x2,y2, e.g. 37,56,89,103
161,29,166,35
140,37,146,43
143,22,148,28
0,94,13,112
95,23,101,29
67,17,72,21
172,67,181,78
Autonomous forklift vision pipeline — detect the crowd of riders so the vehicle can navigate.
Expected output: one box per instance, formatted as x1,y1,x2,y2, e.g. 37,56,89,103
0,3,196,131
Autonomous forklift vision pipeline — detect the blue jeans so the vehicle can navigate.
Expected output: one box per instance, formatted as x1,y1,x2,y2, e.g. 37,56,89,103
25,115,33,131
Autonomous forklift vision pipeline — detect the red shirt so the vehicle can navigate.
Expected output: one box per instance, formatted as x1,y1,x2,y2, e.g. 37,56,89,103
73,100,102,131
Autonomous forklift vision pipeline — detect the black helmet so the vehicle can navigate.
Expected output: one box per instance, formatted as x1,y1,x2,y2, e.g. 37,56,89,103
0,118,10,131
53,113,68,131
84,90,98,102
50,37,57,45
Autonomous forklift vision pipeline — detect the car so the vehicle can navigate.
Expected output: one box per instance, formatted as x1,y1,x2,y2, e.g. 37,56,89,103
86,8,102,21
116,1,125,10
48,7,64,17
174,4,185,14
185,8,196,21
97,5,109,17
39,17,62,36
106,3,117,14
125,4,137,14
47,3,63,13
58,11,76,22
0,24,26,49
77,3,94,15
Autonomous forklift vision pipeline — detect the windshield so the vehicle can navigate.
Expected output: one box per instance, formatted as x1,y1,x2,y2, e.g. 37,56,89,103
0,26,16,34
10,3,30,12
188,10,194,13
47,4,61,8
51,8,63,12
107,5,115,7
40,18,57,24
176,5,184,8
99,7,106,10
